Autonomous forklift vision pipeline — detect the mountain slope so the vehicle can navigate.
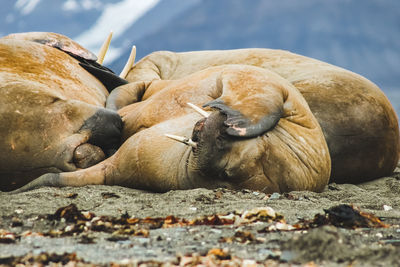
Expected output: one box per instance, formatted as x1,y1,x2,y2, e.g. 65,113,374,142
1,0,399,106
111,0,400,94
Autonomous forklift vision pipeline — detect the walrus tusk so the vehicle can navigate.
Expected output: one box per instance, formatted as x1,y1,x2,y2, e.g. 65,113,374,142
120,45,136,79
187,102,210,118
97,31,113,64
165,134,197,148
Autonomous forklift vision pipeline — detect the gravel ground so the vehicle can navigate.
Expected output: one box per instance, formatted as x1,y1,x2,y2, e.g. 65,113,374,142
1,167,400,266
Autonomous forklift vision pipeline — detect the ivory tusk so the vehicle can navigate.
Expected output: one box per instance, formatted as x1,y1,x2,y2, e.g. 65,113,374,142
187,102,210,118
97,31,113,64
120,45,136,78
165,134,197,148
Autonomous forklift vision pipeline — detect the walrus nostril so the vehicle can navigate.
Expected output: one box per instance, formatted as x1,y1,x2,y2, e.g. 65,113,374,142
79,108,123,156
73,143,105,169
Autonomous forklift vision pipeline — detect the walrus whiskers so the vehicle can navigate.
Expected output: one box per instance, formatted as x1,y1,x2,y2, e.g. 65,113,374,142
120,45,136,78
97,31,113,64
187,102,210,118
164,134,197,148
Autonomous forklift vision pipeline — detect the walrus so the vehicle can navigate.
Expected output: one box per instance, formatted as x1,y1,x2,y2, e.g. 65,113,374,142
2,32,129,92
0,33,124,191
109,49,399,184
13,65,331,193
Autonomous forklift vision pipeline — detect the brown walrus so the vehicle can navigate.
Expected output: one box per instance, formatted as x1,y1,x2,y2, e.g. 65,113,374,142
0,32,123,191
111,49,399,184
13,65,331,193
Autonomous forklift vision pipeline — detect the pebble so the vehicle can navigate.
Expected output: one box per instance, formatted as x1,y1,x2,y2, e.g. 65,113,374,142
383,205,393,211
15,209,23,214
269,193,281,200
258,248,278,258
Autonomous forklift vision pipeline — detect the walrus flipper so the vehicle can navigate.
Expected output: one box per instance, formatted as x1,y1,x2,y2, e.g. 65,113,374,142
79,62,128,92
10,173,62,194
202,67,285,138
106,81,147,110
204,99,282,138
11,162,107,193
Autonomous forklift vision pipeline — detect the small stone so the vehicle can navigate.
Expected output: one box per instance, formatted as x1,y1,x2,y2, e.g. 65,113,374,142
383,205,393,211
269,192,281,200
258,248,278,258
11,217,23,227
242,259,257,267
15,208,23,214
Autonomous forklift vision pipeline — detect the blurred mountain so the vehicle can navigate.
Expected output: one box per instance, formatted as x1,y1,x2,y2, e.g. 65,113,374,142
1,0,399,112
0,0,164,63
111,0,400,92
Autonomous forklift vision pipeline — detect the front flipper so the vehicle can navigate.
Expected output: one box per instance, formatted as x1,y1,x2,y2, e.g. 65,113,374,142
10,173,62,193
10,160,108,194
202,67,286,138
106,81,147,110
204,99,282,137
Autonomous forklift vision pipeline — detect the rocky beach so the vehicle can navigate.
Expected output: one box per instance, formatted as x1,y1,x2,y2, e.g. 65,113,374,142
1,165,400,266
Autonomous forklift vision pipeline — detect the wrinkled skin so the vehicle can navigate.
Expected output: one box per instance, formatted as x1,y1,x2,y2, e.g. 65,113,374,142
2,32,98,61
14,65,331,194
0,33,122,191
117,49,399,184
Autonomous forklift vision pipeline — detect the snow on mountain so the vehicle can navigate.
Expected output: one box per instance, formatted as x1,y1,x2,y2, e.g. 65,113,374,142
74,0,160,64
15,0,42,15
62,0,102,12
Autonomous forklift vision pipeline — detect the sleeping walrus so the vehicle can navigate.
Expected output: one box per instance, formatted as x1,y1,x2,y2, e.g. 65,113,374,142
13,65,331,193
0,32,124,191
110,49,399,184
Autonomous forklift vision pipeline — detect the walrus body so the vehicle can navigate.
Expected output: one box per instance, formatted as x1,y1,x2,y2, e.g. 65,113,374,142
119,49,399,183
14,65,331,193
0,34,122,191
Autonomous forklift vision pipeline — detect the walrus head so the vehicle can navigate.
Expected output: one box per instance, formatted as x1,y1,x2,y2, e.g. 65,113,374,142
161,66,329,193
0,35,124,191
181,106,280,192
189,112,233,180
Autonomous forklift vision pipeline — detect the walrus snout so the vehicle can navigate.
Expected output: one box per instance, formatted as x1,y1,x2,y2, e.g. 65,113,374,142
79,108,123,157
192,112,229,144
190,112,232,171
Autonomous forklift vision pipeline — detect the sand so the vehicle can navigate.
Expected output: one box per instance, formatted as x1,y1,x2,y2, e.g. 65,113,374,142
1,166,400,266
